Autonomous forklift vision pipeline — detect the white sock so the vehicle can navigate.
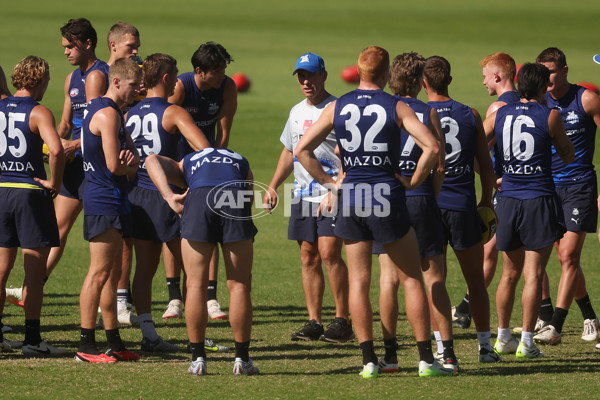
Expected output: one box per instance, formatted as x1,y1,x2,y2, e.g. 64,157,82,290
117,289,129,313
521,331,534,347
477,331,492,351
497,327,511,342
433,331,443,353
138,313,159,341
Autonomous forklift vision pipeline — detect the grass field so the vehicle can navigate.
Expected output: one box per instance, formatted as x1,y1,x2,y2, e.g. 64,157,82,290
2,0,600,399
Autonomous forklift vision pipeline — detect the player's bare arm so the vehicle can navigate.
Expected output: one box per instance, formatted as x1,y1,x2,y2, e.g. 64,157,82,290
31,105,65,194
145,154,187,216
164,105,210,151
57,72,74,140
428,108,445,197
397,101,440,190
483,109,498,148
85,70,107,102
91,107,137,176
548,109,574,164
263,148,294,211
485,100,506,119
295,101,336,188
581,88,600,129
215,77,237,148
473,108,496,205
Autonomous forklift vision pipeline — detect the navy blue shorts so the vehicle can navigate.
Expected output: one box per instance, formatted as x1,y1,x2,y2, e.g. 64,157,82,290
83,214,133,241
440,208,484,250
495,195,566,252
59,156,85,200
556,182,598,233
0,188,59,248
180,187,258,244
288,199,336,243
129,186,180,243
335,202,411,244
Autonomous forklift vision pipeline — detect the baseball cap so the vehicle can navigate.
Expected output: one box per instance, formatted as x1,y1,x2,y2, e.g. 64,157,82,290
593,54,600,65
293,53,325,75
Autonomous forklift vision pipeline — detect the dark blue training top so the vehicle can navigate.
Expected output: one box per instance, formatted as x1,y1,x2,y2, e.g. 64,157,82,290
183,147,250,190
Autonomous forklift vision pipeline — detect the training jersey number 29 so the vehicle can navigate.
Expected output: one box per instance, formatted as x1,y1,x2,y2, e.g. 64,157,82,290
126,113,162,157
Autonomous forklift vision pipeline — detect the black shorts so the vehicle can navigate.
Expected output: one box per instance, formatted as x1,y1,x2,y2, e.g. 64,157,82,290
180,187,258,244
288,200,336,243
0,187,59,248
495,195,566,252
556,182,598,233
440,208,484,250
129,186,180,243
373,195,444,257
83,214,133,241
59,156,85,200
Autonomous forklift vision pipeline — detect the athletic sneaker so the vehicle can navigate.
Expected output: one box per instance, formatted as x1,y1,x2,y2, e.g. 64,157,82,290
513,318,548,334
162,299,183,319
378,357,399,373
478,348,501,363
494,336,519,355
320,317,355,343
2,338,22,349
118,308,138,326
6,287,24,308
516,342,544,359
451,306,471,329
205,338,229,352
75,352,117,363
533,325,561,345
105,348,140,361
22,341,68,357
0,339,12,351
359,362,378,379
595,342,600,350
441,356,460,373
233,357,260,375
581,318,599,342
291,319,323,341
97,315,122,330
207,299,228,320
433,351,444,362
1,325,12,333
418,360,454,377
188,357,207,375
141,336,179,352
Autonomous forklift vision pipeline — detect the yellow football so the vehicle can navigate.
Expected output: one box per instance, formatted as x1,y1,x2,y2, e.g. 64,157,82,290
478,206,497,244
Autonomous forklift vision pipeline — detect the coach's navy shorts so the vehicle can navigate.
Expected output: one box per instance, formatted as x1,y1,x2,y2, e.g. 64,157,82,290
180,187,257,244
83,214,133,241
335,202,411,244
440,208,484,250
0,187,59,248
373,195,445,257
59,156,85,200
495,195,566,252
288,199,336,243
129,186,180,243
556,182,598,233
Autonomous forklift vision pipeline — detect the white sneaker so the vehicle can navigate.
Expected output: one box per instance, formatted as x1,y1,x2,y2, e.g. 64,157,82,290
582,318,599,342
534,325,561,345
97,314,122,330
479,347,501,363
516,342,544,359
233,357,260,375
2,338,22,349
6,286,23,299
22,340,68,357
207,299,227,320
117,308,138,326
493,336,519,355
513,317,547,334
418,360,454,377
358,362,378,378
188,357,207,375
162,299,183,319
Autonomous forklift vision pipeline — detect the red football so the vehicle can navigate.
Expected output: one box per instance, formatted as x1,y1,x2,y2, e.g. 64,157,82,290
577,82,599,95
341,65,360,83
232,72,251,92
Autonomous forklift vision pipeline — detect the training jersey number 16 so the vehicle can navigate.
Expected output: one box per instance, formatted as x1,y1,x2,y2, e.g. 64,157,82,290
338,104,388,152
501,115,535,161
0,112,27,158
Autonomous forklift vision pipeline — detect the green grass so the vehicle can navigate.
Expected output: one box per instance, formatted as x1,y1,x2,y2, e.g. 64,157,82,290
2,0,600,398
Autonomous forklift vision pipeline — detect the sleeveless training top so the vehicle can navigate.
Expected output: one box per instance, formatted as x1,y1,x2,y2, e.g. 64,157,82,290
125,97,180,190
